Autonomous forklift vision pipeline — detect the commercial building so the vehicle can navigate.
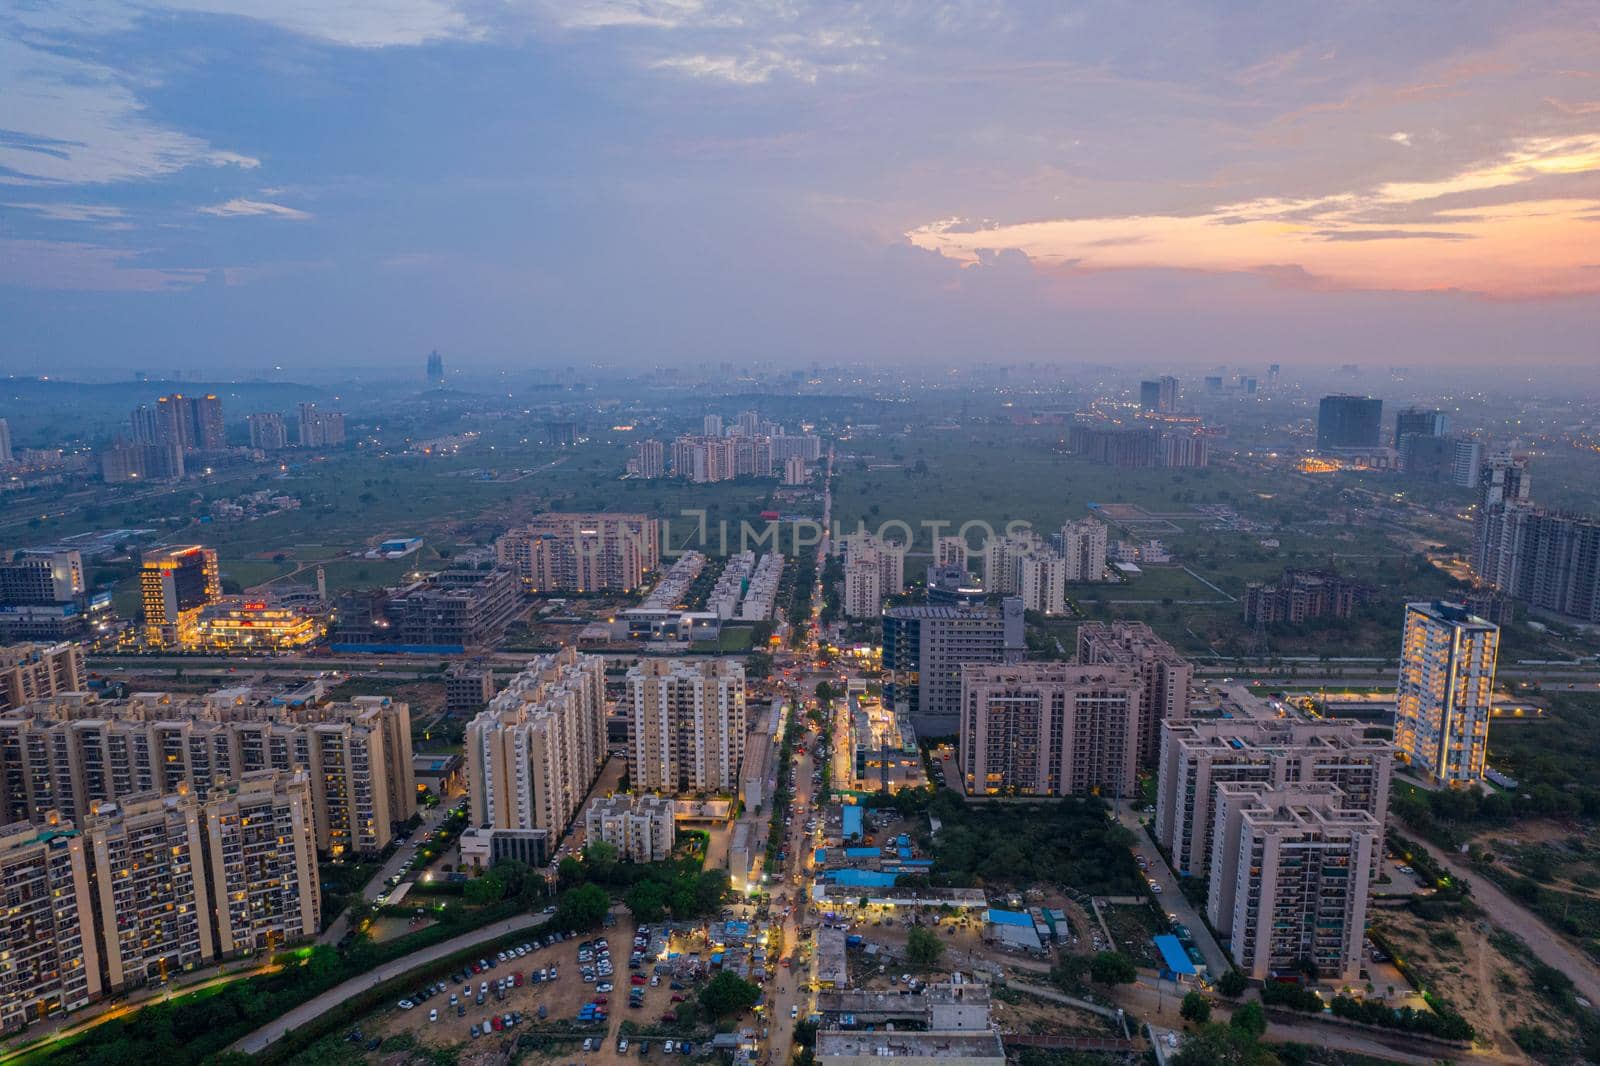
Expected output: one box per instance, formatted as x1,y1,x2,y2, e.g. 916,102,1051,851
1316,395,1383,450
497,512,660,593
0,815,101,1033
140,546,221,647
0,690,414,857
1242,568,1376,626
1140,375,1179,413
1076,621,1192,765
1153,717,1392,880
1206,783,1378,982
335,569,523,650
1393,406,1448,443
194,595,327,651
626,658,746,794
247,412,288,451
1399,434,1481,487
465,649,608,834
0,642,86,711
583,794,675,862
882,600,1025,736
459,825,549,870
958,662,1143,797
1395,601,1499,787
0,418,9,464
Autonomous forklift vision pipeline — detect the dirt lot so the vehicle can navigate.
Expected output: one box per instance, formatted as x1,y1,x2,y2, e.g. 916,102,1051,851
1372,905,1565,1062
367,913,736,1066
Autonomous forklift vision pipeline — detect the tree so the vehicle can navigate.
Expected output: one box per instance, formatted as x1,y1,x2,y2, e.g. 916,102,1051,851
906,926,945,969
1216,969,1249,998
816,680,835,704
700,971,761,1018
557,856,585,888
626,881,668,923
555,883,610,931
463,870,506,906
1173,1023,1280,1066
1229,1000,1268,1040
1180,991,1212,1025
1089,951,1137,986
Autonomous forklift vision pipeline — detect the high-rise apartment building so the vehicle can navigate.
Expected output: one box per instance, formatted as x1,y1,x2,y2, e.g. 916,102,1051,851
1076,621,1191,765
958,662,1142,798
1316,395,1383,450
839,532,906,619
1206,784,1378,982
630,439,666,479
1399,434,1481,487
983,532,1067,615
497,513,660,593
703,414,723,437
782,455,808,485
1395,601,1499,787
0,642,85,711
1139,375,1179,413
0,815,101,1032
1067,426,1210,468
140,546,220,647
0,691,414,856
465,649,608,834
0,419,11,463
882,600,1025,736
1153,717,1392,880
934,536,968,571
770,433,823,462
0,549,89,641
201,770,320,956
247,412,288,451
1242,568,1375,626
1058,519,1108,581
625,658,746,794
86,791,214,990
583,794,676,862
131,394,224,453
296,402,346,447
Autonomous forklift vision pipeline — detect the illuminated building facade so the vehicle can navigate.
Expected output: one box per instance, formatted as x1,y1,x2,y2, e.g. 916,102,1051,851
195,596,326,651
1395,601,1499,787
140,546,220,647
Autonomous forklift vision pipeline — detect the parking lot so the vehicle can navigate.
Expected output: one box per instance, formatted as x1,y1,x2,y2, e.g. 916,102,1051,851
368,912,722,1065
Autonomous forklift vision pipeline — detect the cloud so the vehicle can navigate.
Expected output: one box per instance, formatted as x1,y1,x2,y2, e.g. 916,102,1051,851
1311,228,1475,241
148,0,482,47
0,36,258,185
198,198,312,219
1544,97,1600,115
0,238,205,291
1388,131,1413,147
2,201,126,222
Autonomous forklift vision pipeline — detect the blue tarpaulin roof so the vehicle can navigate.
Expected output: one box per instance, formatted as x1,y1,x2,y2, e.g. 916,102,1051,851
842,806,864,838
844,847,878,858
830,869,898,887
897,846,912,859
987,908,1034,927
1154,934,1197,976
815,848,827,863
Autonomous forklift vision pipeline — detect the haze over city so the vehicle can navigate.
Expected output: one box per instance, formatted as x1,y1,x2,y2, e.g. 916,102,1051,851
3,2,1600,374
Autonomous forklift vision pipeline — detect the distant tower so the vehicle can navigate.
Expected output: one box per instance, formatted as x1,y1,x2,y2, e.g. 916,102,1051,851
316,566,327,601
426,349,445,388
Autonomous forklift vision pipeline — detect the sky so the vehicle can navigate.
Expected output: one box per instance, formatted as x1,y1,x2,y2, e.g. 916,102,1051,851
1,1,1598,377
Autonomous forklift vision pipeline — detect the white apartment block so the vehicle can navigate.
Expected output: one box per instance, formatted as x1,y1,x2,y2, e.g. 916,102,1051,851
738,554,784,621
843,555,883,619
959,662,1143,798
0,692,414,857
584,794,676,862
1205,783,1378,982
782,456,808,485
1154,717,1392,881
983,532,1068,616
1077,621,1192,764
1060,518,1109,582
839,531,906,619
708,552,756,620
934,536,969,571
1395,601,1499,787
0,816,100,1033
626,658,746,794
466,648,608,834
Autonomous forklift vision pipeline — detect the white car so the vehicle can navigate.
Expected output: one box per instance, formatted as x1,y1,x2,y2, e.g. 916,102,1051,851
429,1009,438,1022
398,999,415,1010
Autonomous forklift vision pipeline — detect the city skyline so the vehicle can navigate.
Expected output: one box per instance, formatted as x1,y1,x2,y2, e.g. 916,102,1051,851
2,4,1598,372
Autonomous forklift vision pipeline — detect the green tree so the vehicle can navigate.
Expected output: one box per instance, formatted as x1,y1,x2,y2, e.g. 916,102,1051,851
1089,951,1137,985
1173,1023,1279,1066
906,926,945,969
463,870,505,906
1180,991,1212,1025
626,881,668,922
1216,970,1249,998
1229,1000,1268,1040
557,855,585,888
555,883,610,930
700,971,761,1018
